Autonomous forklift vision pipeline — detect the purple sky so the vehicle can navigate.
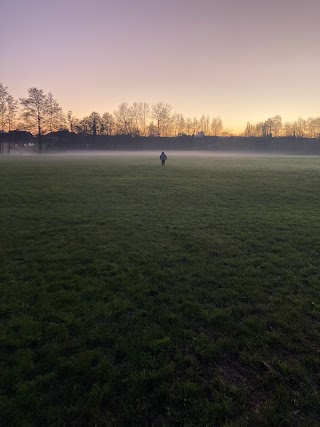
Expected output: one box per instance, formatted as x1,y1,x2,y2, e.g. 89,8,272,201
2,0,320,132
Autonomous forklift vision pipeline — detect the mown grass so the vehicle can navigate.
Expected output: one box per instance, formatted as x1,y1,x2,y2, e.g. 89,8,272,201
0,154,319,426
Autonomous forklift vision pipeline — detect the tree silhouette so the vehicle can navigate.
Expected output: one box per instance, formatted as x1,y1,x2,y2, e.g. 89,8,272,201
151,102,172,137
0,84,8,133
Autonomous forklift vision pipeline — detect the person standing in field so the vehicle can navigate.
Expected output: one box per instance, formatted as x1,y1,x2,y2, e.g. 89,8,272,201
160,151,167,166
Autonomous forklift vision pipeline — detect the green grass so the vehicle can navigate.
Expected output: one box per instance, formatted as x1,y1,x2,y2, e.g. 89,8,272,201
0,154,319,426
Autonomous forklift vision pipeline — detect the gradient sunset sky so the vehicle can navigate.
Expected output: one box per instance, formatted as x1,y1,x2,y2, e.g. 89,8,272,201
2,0,319,133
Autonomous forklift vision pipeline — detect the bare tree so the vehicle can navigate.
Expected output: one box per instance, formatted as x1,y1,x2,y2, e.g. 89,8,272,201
79,112,103,135
0,84,8,133
171,113,180,136
269,115,282,136
139,102,150,137
148,121,157,137
263,115,282,137
130,102,150,136
185,117,193,135
210,116,223,136
296,116,307,137
114,102,133,135
46,93,65,133
6,95,19,132
101,112,115,135
191,117,199,135
67,111,76,132
91,112,102,136
282,121,293,137
255,121,267,137
20,87,48,152
171,113,185,136
74,118,87,135
306,117,320,138
199,114,210,135
244,121,255,137
151,102,172,137
204,115,210,135
314,117,320,138
221,128,233,137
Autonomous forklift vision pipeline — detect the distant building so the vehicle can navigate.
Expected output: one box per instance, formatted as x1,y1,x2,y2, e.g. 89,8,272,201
195,131,205,138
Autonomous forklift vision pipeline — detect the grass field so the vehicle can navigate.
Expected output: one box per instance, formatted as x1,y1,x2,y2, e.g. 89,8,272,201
1,153,320,426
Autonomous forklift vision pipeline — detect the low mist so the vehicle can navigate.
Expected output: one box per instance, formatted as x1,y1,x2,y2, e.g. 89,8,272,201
3,150,308,159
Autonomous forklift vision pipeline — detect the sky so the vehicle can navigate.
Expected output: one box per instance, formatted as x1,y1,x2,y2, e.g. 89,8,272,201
1,0,320,133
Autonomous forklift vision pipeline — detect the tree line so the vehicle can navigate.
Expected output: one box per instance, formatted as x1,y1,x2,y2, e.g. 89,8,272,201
0,84,226,148
244,115,320,139
1,84,320,152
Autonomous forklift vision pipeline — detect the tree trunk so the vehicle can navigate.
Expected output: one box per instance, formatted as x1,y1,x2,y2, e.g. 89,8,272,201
38,132,42,153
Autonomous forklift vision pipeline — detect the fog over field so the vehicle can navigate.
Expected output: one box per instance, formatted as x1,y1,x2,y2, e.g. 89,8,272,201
5,150,319,159
55,150,298,158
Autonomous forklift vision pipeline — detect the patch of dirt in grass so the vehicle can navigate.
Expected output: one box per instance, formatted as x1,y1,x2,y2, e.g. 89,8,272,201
218,360,268,415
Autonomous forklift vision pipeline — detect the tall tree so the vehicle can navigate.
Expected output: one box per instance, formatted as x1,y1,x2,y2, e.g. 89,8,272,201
271,115,282,136
78,112,103,135
296,116,307,137
283,121,296,137
255,121,267,137
148,121,157,137
263,115,282,137
244,121,255,137
185,117,193,135
130,102,150,136
306,116,320,138
6,95,19,132
210,116,223,136
67,111,76,132
199,114,210,135
191,117,199,135
151,102,172,137
46,92,65,132
20,87,48,152
101,112,115,135
139,102,150,137
114,103,133,135
0,84,8,133
89,112,101,137
171,113,185,136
